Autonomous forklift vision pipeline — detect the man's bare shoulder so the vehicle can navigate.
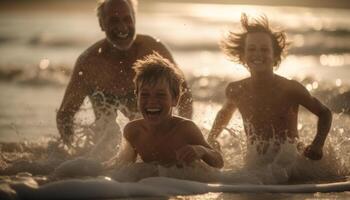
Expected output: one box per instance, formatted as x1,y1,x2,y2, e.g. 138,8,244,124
76,39,105,66
135,34,162,45
226,78,250,98
135,34,168,52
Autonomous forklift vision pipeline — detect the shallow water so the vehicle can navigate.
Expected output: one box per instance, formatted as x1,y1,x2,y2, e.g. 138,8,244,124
1,0,350,199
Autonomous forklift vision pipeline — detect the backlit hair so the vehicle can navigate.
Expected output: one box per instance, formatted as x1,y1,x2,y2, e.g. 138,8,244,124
96,0,138,20
220,13,288,68
133,52,184,100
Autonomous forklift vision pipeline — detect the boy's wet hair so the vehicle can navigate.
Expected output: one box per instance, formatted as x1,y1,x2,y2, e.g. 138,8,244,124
96,0,138,20
133,52,184,100
221,13,288,68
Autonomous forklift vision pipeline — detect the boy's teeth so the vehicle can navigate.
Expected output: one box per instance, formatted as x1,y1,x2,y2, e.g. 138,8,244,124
253,60,263,64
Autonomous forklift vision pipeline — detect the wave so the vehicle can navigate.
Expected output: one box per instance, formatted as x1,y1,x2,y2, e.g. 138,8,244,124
0,65,71,87
28,34,90,48
0,64,349,114
1,27,350,55
0,35,17,44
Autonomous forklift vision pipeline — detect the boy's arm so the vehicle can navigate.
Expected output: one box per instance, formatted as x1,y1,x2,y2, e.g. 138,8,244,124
207,89,237,151
293,81,332,160
176,121,224,168
56,57,89,145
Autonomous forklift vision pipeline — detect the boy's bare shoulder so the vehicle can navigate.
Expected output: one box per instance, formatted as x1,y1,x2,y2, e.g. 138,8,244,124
275,75,310,99
124,119,144,142
172,116,199,132
276,75,306,92
226,78,250,98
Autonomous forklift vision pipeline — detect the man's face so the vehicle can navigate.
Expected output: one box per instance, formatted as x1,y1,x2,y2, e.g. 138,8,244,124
137,79,177,126
101,0,136,50
243,32,276,74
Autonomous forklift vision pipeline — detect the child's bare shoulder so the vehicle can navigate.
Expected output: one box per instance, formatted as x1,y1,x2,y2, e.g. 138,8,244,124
275,76,310,99
173,116,200,132
173,117,204,142
276,76,307,92
124,119,144,142
226,78,249,99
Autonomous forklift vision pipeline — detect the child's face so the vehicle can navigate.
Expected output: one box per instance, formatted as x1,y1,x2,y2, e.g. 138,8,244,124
137,79,177,125
243,32,276,74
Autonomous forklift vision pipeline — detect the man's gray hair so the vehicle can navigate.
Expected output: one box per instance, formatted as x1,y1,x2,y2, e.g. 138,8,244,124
96,0,138,20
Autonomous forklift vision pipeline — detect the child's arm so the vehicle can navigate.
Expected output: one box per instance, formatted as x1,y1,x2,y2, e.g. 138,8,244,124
207,82,238,150
293,81,332,160
207,100,236,150
176,121,224,168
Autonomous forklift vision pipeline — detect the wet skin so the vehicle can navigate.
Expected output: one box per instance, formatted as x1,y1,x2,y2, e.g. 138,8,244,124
56,0,193,144
208,32,332,160
122,81,223,168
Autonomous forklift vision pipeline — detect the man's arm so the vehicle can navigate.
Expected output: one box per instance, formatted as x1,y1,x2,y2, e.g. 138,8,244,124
143,35,193,119
56,57,89,145
293,81,332,160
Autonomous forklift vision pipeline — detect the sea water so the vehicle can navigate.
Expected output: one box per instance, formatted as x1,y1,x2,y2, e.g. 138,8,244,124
0,1,350,199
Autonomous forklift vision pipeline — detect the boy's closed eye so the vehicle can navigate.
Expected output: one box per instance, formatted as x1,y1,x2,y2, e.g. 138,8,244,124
261,47,270,52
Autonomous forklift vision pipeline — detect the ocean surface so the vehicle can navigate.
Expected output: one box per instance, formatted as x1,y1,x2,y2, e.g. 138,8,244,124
0,1,350,199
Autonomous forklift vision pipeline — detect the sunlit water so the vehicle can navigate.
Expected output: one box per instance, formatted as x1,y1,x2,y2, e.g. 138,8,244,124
1,1,350,199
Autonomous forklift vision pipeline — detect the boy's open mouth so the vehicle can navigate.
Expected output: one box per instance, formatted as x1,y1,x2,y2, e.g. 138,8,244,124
252,60,263,65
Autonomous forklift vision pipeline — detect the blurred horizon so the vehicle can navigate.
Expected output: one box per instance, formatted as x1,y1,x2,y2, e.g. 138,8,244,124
1,0,350,10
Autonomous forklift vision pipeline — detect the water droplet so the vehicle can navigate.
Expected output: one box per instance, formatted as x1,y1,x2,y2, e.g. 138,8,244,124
39,58,50,70
335,79,342,87
297,123,303,130
306,84,313,91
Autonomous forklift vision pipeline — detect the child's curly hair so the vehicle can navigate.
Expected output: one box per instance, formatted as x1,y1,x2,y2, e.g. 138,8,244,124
220,13,288,68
